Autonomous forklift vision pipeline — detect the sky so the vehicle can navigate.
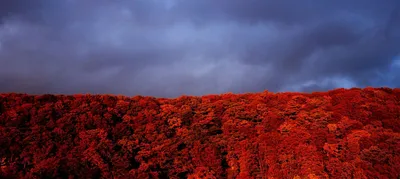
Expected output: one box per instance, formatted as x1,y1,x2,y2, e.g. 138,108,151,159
0,0,399,97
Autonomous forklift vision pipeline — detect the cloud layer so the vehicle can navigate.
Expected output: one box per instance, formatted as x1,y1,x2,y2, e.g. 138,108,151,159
0,0,399,97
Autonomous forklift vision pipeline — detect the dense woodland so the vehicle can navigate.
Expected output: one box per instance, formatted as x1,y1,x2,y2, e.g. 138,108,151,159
0,87,399,179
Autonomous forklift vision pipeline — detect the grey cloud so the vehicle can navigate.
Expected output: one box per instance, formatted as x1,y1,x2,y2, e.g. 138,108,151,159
0,0,399,97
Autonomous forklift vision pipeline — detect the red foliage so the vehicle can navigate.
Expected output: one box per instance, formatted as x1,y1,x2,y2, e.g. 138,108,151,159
0,88,400,178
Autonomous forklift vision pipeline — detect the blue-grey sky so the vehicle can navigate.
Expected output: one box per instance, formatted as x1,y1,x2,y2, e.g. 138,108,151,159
0,0,399,97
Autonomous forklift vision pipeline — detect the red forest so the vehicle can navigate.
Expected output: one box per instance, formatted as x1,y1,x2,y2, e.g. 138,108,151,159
0,87,399,179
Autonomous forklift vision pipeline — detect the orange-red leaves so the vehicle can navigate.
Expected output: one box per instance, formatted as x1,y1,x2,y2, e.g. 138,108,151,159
0,87,399,178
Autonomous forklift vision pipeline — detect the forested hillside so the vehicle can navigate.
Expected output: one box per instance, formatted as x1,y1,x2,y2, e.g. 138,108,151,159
1,87,399,178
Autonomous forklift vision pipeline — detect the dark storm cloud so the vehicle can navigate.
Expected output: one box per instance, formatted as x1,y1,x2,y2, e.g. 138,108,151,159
0,0,399,97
